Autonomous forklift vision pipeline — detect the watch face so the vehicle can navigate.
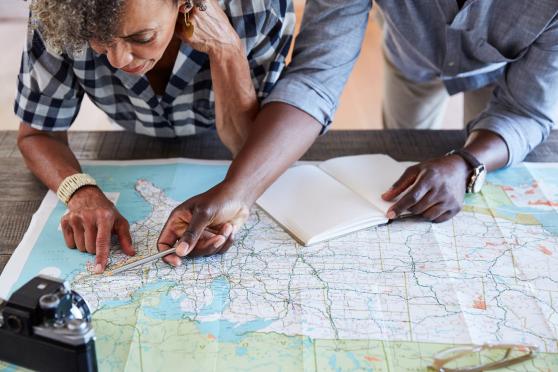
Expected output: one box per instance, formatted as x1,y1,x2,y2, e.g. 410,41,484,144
471,167,487,193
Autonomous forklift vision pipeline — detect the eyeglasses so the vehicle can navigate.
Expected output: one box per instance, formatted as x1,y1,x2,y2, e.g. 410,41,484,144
428,343,538,372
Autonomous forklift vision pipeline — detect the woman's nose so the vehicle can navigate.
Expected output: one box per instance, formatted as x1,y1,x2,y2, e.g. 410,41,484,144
106,43,133,69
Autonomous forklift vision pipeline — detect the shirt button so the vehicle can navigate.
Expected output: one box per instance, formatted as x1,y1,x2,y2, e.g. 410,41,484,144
448,61,455,67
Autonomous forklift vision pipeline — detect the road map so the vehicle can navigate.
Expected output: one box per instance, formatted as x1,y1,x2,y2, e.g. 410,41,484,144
1,159,557,371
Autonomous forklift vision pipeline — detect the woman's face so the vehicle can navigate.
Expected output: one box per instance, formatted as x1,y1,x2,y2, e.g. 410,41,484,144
89,0,183,75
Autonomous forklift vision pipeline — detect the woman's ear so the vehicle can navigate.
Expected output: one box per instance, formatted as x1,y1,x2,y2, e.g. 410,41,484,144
179,0,194,14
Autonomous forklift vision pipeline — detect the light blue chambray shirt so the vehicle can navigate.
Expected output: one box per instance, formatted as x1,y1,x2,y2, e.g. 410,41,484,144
263,0,558,166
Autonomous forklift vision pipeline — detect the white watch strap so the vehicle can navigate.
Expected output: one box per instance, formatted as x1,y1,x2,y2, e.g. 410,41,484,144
56,173,97,205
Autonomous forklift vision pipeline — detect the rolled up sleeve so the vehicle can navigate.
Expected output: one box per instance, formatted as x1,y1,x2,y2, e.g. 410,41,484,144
263,0,372,133
14,27,84,131
467,18,558,166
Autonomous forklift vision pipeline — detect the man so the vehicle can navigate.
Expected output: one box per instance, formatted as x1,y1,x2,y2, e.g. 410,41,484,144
159,0,558,262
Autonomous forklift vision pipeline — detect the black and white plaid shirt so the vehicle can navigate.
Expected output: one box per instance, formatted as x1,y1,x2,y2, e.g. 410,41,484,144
15,1,294,137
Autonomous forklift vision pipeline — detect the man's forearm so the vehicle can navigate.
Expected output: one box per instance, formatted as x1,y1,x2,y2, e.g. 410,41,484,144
463,129,509,171
223,102,322,205
17,123,82,192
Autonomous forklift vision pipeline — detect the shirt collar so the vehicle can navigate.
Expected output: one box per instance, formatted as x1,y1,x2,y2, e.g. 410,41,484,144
107,41,208,111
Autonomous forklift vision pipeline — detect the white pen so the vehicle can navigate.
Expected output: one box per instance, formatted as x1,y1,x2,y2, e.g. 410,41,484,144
104,227,224,276
104,247,178,276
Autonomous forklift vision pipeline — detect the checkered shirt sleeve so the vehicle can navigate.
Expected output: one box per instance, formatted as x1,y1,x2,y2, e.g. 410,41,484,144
14,27,85,131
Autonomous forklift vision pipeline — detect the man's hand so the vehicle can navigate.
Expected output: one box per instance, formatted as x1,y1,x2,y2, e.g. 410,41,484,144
382,155,470,223
155,103,322,267
157,181,250,266
382,130,510,223
61,186,135,274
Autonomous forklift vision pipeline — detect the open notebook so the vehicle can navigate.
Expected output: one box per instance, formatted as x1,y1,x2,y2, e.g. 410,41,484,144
257,154,408,246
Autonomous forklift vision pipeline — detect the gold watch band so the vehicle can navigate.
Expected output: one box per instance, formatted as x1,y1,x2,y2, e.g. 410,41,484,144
56,173,97,205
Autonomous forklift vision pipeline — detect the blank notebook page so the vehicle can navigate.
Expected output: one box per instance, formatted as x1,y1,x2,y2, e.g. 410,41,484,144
257,165,385,245
319,154,407,214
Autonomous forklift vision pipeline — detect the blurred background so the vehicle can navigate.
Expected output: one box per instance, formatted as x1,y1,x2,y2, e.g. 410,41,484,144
0,0,464,132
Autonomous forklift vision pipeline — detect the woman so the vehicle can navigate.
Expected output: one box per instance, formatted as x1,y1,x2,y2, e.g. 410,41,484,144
16,0,294,273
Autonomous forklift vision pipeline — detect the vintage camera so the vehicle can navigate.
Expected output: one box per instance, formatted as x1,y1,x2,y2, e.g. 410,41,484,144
0,275,98,372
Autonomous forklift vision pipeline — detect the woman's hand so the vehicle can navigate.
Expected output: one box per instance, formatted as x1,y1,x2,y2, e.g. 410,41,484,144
157,180,250,266
381,155,470,223
176,0,242,57
61,186,135,274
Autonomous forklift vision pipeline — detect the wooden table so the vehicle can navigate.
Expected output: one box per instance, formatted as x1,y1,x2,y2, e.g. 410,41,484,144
1,129,557,273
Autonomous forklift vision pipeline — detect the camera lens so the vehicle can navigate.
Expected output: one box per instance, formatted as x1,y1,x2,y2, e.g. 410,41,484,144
6,315,22,333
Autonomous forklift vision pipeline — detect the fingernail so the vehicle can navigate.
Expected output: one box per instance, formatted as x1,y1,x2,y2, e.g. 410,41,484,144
95,264,103,274
213,236,226,248
223,224,233,237
176,242,189,256
387,211,396,219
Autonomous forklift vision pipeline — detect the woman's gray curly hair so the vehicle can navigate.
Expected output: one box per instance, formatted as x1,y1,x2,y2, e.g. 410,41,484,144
29,0,127,55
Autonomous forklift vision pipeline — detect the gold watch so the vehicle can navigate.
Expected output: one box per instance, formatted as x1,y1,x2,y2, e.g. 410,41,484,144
446,149,486,193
